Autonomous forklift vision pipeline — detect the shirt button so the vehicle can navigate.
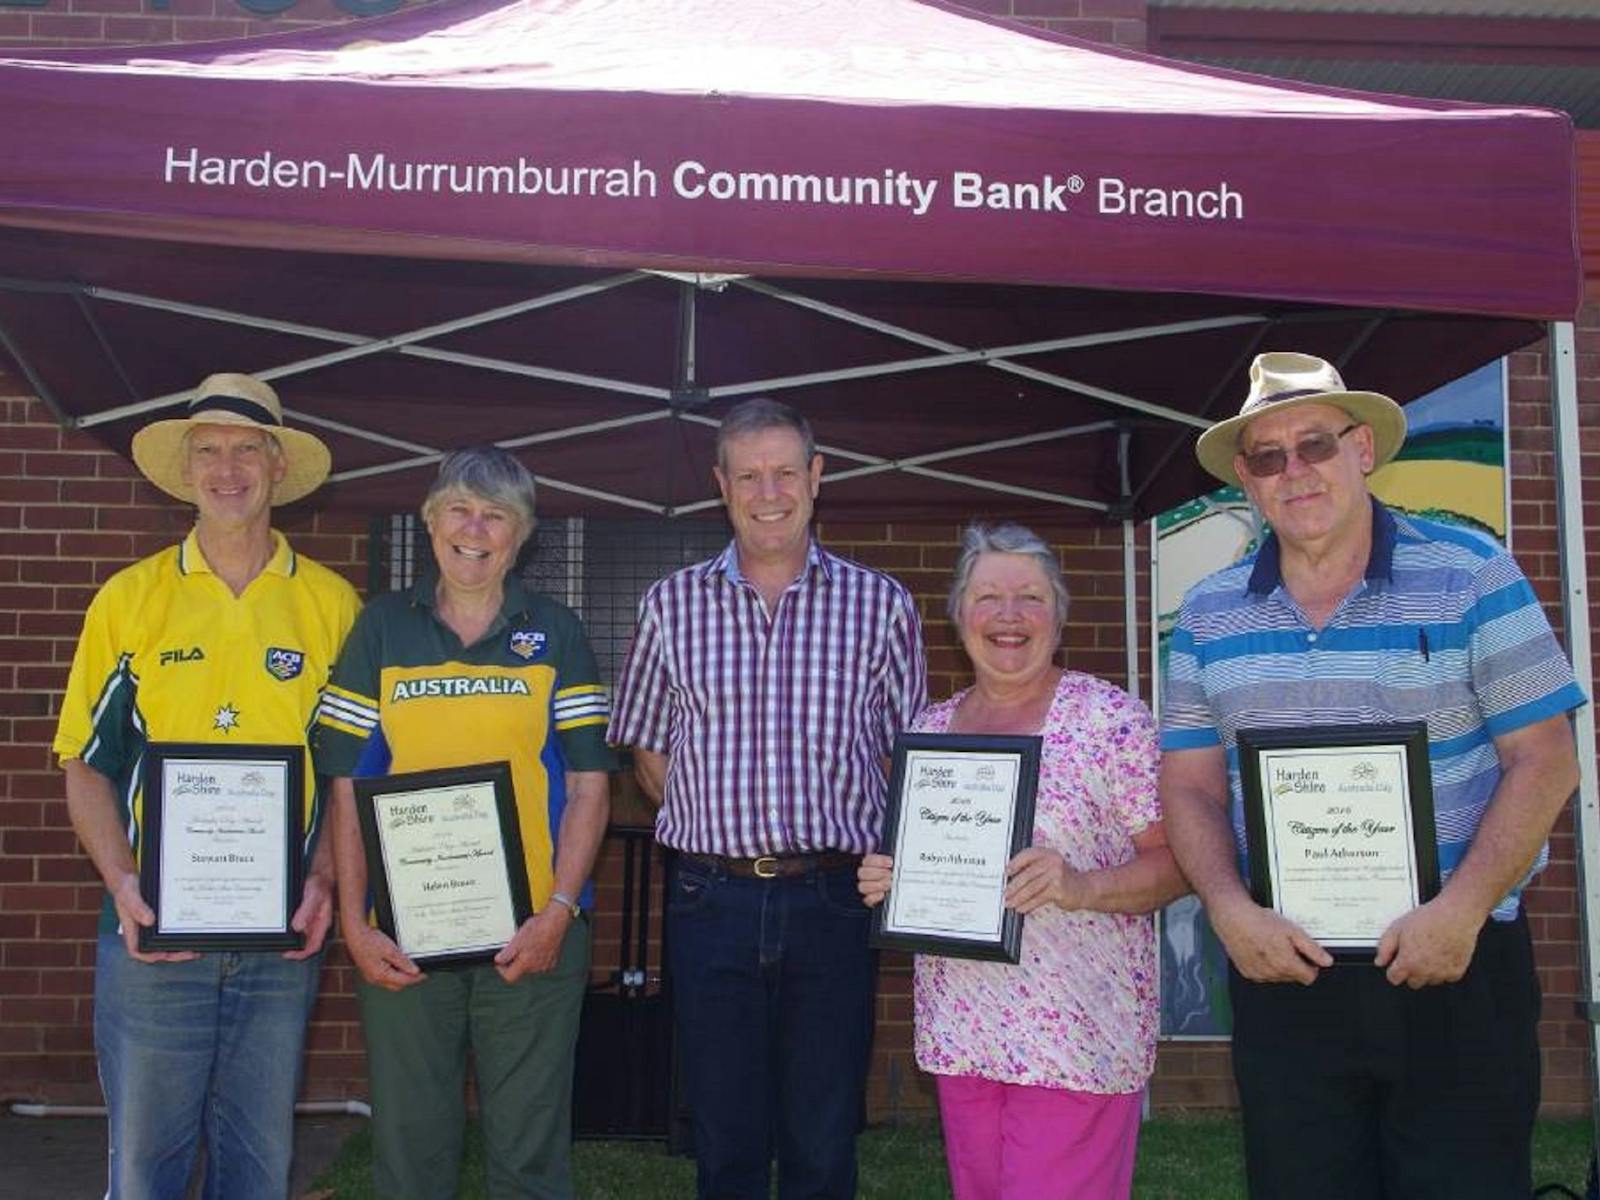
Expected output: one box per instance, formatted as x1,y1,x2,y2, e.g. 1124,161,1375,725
1307,633,1318,644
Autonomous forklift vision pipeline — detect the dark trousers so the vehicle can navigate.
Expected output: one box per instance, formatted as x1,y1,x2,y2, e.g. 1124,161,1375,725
1230,912,1541,1200
666,857,875,1200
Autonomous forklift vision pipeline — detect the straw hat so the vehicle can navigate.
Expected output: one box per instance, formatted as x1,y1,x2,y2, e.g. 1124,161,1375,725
131,373,331,506
1195,352,1407,488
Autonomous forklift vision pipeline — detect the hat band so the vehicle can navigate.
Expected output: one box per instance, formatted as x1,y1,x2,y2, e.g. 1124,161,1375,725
189,393,281,427
1255,386,1334,408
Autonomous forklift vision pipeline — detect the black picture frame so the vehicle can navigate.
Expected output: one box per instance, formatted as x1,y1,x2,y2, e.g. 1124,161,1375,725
353,761,532,969
1238,722,1439,962
870,732,1041,963
139,742,305,952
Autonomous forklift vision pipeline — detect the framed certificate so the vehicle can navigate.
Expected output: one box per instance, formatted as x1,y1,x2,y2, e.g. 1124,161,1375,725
1238,723,1439,960
870,733,1041,963
353,762,532,968
139,742,305,952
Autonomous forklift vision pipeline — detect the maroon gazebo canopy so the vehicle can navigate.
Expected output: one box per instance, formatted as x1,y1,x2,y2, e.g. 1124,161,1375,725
0,0,1579,520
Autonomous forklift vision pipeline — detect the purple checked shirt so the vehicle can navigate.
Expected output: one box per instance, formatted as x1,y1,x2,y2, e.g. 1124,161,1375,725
608,540,927,857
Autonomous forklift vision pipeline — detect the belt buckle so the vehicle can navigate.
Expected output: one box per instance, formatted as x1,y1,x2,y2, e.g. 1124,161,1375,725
752,855,780,879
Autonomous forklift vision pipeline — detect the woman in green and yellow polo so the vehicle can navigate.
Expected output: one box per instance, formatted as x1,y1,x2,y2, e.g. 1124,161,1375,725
316,445,615,1200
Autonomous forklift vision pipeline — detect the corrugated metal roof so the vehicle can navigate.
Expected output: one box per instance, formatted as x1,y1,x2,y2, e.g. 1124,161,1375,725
1181,56,1600,124
1148,0,1600,16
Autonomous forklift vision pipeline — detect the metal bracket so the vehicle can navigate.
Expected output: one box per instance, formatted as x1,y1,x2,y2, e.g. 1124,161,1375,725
669,385,711,411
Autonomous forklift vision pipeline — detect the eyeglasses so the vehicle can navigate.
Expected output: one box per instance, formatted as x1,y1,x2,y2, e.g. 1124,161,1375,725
1240,423,1358,478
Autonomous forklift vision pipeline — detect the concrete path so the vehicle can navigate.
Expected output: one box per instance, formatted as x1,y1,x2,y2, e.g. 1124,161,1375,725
0,1110,363,1199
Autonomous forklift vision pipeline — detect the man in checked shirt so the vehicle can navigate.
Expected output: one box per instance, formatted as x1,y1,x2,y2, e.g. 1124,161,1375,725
609,397,927,1200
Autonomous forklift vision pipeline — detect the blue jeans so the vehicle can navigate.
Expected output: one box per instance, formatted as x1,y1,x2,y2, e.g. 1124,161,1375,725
93,931,322,1200
666,858,875,1200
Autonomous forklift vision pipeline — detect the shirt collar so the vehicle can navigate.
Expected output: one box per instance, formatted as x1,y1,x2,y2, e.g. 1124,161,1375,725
409,569,534,624
177,529,296,578
1246,497,1396,596
701,539,833,588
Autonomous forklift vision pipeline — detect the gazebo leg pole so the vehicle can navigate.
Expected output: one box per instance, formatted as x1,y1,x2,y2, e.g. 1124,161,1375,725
1114,424,1153,1122
1118,425,1141,702
1123,517,1140,701
1549,320,1600,1138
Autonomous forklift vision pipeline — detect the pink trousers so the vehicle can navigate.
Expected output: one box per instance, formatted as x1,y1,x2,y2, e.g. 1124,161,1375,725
935,1074,1143,1200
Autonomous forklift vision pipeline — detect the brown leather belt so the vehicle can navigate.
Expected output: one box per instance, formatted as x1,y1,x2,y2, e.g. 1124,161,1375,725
683,851,861,880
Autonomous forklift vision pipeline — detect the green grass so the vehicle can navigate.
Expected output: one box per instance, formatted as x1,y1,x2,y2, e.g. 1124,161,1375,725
311,1115,1597,1198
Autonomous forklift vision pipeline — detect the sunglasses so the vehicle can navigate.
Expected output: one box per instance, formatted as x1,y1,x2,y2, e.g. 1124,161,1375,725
1240,423,1359,478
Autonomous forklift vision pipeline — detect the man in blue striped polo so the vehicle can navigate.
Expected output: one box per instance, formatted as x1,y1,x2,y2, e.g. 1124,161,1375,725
610,397,927,1199
1161,352,1584,1200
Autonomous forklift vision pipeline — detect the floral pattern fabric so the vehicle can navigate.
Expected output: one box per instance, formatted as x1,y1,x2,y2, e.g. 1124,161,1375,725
912,670,1162,1095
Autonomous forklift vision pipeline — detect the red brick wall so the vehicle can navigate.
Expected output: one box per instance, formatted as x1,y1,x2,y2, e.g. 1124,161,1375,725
0,0,375,49
946,0,1148,49
1503,320,1600,1115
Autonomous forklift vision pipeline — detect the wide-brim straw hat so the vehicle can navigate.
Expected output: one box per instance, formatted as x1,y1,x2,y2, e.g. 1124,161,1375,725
1195,352,1407,488
131,373,331,506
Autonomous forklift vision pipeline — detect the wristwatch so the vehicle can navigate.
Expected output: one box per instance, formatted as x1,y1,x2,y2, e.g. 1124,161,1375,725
549,890,582,919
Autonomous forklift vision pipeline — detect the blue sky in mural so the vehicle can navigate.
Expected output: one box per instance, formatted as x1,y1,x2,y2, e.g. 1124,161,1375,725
1402,360,1503,434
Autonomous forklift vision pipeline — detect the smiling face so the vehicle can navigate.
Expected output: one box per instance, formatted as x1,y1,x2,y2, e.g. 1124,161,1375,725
181,423,285,535
425,487,526,600
1235,400,1375,551
713,426,822,573
957,552,1061,690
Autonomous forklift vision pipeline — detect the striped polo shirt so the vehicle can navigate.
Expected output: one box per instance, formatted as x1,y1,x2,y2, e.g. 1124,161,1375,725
1161,501,1585,920
314,574,616,910
607,540,927,857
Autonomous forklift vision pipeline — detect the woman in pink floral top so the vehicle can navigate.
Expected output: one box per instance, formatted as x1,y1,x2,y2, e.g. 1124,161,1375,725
860,523,1188,1200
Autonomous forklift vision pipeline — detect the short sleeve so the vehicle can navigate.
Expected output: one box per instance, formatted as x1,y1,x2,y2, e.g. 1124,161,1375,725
53,580,135,775
313,600,385,778
607,584,672,754
1467,551,1586,737
1159,596,1222,753
550,602,619,773
1097,684,1161,837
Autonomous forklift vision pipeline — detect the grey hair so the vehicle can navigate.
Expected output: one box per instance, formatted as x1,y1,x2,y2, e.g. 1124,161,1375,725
421,445,537,543
946,522,1070,629
715,397,817,469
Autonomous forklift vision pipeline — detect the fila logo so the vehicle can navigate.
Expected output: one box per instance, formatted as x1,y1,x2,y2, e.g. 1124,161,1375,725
159,647,205,666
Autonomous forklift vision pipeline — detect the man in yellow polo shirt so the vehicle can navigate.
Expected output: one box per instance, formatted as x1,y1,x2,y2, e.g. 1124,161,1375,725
54,373,359,1200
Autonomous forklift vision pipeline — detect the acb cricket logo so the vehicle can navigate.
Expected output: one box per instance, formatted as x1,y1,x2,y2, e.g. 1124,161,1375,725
265,647,306,681
509,629,547,660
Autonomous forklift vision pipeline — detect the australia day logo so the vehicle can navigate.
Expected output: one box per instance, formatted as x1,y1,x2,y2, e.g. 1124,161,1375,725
237,769,275,798
264,647,305,681
509,628,547,661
